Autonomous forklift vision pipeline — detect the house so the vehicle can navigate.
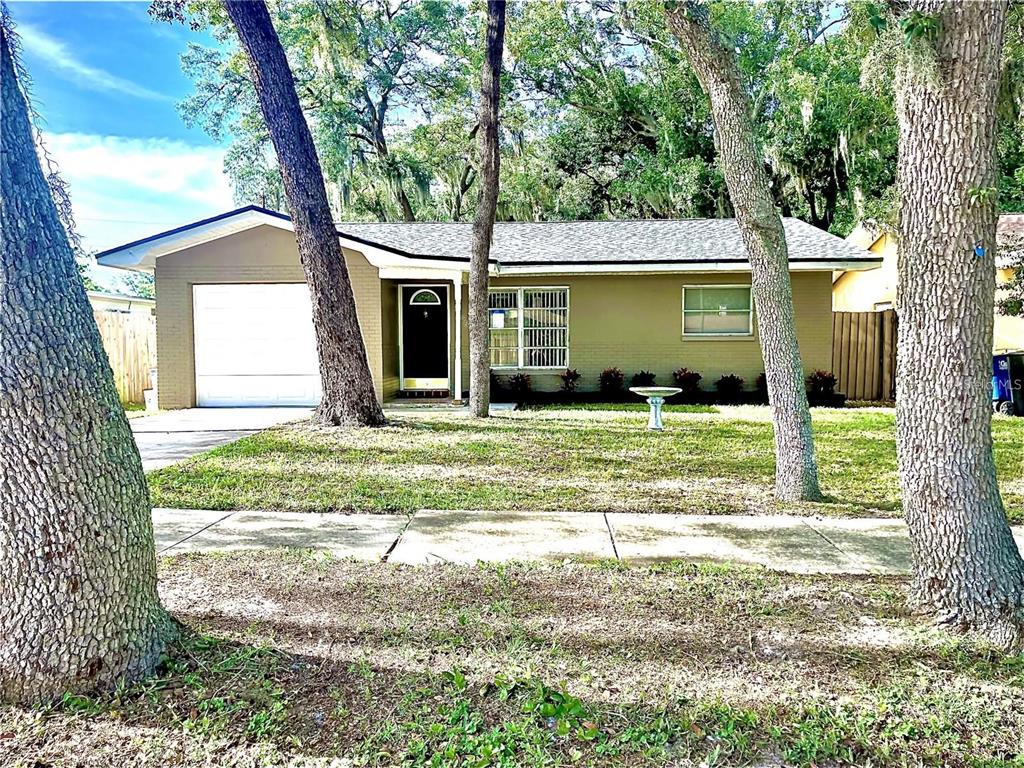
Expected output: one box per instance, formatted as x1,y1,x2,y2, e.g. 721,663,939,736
96,206,879,409
86,289,155,315
834,215,1024,354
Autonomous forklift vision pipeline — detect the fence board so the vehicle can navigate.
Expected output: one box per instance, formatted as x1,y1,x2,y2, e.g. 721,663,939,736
832,310,897,402
93,311,156,404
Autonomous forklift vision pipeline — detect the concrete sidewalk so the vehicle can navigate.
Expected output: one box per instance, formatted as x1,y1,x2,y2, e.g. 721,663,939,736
153,507,1024,575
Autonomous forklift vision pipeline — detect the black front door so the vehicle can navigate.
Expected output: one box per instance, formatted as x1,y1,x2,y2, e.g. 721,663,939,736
401,286,448,389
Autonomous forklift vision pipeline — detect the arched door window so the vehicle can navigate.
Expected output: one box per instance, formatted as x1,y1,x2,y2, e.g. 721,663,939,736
409,288,441,306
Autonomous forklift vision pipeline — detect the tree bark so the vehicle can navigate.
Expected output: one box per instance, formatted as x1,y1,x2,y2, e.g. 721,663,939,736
893,0,1024,650
0,26,174,704
469,0,506,418
225,0,385,427
666,2,822,502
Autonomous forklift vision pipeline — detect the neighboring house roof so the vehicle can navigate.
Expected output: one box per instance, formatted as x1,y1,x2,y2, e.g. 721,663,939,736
87,289,154,304
844,214,1024,270
96,205,879,273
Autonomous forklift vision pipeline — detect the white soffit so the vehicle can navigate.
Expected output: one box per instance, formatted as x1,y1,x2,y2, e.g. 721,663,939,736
96,209,294,271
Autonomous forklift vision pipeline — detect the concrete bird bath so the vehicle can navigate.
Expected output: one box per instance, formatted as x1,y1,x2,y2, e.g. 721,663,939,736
629,386,681,431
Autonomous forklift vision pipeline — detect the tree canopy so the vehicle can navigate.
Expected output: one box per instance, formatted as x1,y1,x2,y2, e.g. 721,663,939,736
165,0,1024,234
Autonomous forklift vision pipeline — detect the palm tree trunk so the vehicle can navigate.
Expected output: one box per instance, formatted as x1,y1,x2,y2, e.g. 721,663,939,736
469,0,506,418
225,0,385,427
893,0,1024,650
0,24,173,703
666,2,822,502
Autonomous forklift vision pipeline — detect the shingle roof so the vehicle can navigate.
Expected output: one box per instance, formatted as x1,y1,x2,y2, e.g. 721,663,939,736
337,217,875,265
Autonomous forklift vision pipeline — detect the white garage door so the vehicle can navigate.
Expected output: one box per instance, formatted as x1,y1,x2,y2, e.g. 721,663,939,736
193,284,322,407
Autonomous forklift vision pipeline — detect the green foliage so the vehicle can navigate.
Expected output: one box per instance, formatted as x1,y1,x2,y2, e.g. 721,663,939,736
898,10,940,44
998,232,1024,317
76,260,101,292
163,0,1024,235
122,270,155,299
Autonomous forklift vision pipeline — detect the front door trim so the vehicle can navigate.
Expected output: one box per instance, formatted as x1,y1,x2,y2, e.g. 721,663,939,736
398,283,451,391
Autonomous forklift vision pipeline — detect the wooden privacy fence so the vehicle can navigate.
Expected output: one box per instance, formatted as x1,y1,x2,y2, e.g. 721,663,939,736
93,311,156,405
832,309,897,402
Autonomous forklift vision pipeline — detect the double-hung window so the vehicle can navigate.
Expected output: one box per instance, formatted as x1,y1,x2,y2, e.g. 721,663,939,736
682,285,753,336
488,287,569,368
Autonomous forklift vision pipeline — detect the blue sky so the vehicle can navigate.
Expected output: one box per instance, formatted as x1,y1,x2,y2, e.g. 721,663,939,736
9,0,235,286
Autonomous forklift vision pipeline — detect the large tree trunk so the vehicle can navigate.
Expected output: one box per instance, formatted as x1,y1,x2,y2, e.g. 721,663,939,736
893,0,1024,650
469,0,506,418
225,0,385,427
0,26,173,703
666,3,822,502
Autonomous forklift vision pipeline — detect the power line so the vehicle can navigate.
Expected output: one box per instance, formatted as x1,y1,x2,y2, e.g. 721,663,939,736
77,216,186,225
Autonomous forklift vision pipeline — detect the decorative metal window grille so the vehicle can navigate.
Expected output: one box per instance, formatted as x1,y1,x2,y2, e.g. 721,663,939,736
488,287,569,368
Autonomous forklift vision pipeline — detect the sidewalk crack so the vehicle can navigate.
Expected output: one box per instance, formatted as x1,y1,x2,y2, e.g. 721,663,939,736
604,512,620,561
381,514,413,563
800,518,844,553
158,511,235,554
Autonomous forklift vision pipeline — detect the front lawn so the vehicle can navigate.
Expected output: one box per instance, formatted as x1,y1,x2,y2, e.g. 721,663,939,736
4,553,1021,767
148,407,1024,522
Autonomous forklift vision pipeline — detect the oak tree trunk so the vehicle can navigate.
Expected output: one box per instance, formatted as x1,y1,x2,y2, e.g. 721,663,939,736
0,26,173,703
469,0,506,417
225,0,385,427
893,0,1024,649
666,2,822,502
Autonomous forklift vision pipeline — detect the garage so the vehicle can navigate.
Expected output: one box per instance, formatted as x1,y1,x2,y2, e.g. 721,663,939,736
192,283,321,407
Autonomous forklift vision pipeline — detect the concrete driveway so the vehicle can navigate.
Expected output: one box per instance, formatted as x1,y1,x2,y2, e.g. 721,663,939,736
132,408,310,471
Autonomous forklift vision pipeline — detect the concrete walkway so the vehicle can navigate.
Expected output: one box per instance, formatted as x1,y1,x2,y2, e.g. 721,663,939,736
154,508,1024,576
132,408,311,471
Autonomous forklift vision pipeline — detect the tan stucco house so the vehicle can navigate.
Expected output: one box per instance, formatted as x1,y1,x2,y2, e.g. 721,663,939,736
834,215,1024,354
96,206,879,408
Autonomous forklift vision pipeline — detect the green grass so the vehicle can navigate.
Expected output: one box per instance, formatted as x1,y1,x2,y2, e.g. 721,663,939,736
147,407,1024,523
4,553,1021,767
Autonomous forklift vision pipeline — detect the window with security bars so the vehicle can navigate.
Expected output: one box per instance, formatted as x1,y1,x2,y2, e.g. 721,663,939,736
682,285,753,336
488,287,569,368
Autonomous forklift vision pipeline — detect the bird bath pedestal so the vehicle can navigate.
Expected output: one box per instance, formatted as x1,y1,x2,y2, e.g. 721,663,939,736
629,387,682,431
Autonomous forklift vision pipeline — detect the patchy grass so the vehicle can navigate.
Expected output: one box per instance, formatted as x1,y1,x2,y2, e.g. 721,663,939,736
148,407,1024,523
3,552,1021,767
123,403,153,419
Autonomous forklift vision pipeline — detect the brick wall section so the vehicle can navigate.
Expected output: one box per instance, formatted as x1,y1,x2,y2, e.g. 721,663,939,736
153,225,382,408
380,280,400,399
485,271,834,392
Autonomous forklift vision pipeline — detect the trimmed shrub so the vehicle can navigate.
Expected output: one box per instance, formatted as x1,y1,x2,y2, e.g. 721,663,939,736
714,374,744,401
807,369,838,396
755,372,769,399
559,368,581,392
672,367,702,395
599,367,625,396
631,370,657,387
508,373,532,398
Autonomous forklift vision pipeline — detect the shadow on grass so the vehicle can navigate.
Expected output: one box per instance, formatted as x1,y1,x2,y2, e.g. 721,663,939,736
18,610,1020,768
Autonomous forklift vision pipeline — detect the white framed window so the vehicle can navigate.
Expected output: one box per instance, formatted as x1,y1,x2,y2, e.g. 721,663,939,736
488,287,569,368
682,285,753,336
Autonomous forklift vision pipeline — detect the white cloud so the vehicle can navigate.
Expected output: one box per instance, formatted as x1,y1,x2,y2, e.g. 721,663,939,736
43,132,235,252
16,21,172,102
